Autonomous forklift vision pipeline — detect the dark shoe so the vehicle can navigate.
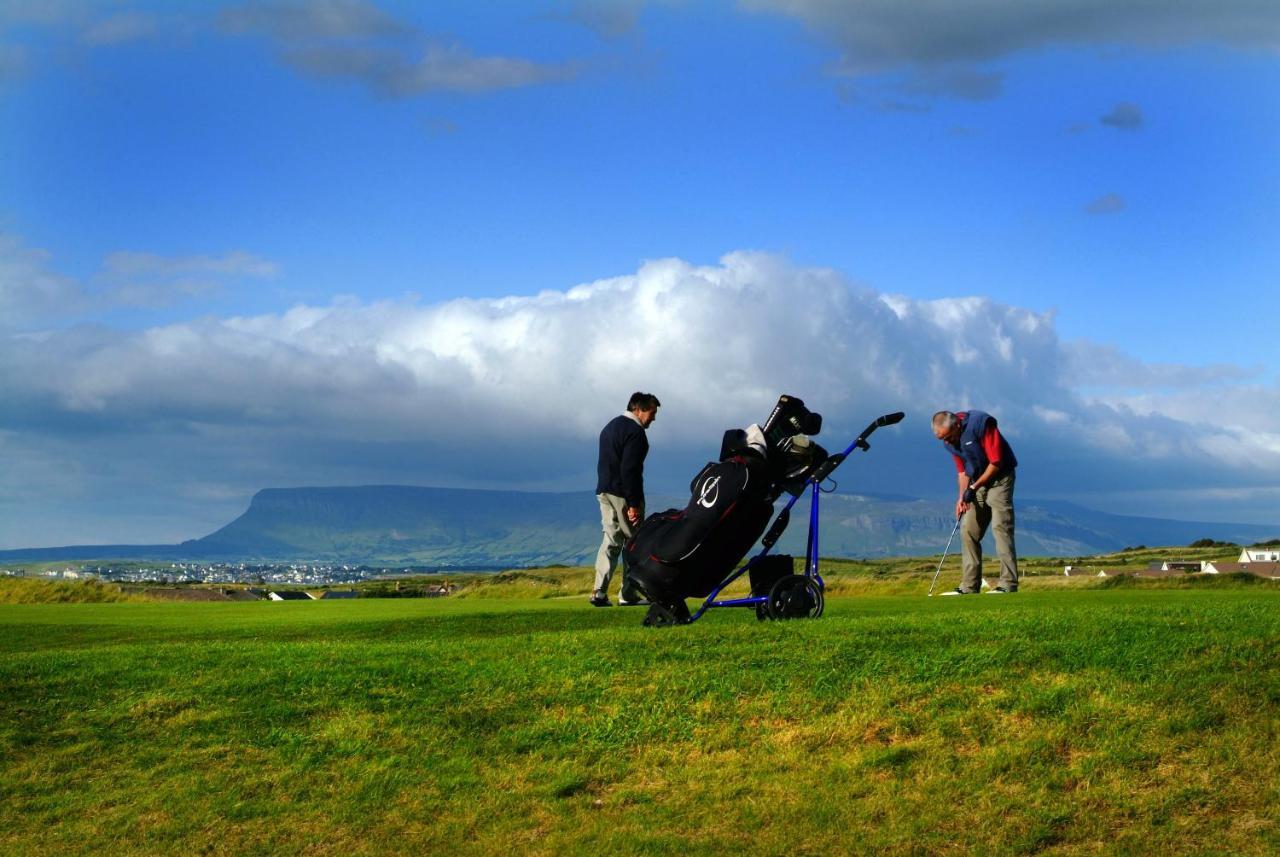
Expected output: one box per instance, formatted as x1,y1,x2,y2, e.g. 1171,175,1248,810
589,592,612,607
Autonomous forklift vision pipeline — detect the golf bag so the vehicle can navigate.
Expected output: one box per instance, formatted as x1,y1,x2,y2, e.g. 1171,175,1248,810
624,396,825,620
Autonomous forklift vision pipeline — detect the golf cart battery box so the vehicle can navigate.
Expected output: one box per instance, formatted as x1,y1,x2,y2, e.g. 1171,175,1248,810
749,554,794,596
762,395,822,452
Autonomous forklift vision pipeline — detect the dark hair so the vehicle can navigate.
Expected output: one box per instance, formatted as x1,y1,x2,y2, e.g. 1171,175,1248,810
628,392,661,412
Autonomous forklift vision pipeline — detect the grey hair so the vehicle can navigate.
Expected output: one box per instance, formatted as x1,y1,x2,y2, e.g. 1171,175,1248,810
931,411,957,432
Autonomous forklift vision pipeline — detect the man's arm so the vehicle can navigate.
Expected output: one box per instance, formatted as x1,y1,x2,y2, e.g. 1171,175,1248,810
971,422,1006,490
955,471,971,518
619,429,649,524
957,423,1006,515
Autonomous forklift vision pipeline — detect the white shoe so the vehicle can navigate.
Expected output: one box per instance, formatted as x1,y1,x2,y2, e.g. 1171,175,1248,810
939,588,974,596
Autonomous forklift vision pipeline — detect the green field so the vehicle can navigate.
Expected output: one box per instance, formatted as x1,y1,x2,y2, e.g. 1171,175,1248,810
3,570,1279,855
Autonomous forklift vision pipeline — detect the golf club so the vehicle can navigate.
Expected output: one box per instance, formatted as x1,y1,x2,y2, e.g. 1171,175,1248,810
927,515,962,596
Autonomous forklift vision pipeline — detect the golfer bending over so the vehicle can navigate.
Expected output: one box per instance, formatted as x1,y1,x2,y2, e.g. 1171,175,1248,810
591,392,660,607
932,409,1019,595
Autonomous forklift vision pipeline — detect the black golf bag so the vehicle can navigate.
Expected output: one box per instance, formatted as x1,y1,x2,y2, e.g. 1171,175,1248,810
623,395,825,622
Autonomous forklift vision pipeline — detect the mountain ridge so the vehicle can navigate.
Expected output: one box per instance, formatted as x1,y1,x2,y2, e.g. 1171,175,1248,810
1,484,1274,564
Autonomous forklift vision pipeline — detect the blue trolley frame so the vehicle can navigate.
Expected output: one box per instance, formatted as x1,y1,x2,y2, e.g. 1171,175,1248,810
686,411,904,623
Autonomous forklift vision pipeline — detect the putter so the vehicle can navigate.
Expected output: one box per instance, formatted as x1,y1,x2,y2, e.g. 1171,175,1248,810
927,515,962,596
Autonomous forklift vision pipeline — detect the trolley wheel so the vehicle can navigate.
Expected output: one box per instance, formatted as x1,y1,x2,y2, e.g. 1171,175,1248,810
756,603,770,621
766,575,824,620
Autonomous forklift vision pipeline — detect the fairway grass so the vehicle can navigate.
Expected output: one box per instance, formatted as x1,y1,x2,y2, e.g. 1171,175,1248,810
3,588,1279,855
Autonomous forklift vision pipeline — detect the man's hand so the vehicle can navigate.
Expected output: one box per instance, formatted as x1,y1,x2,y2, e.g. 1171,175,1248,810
625,506,641,525
962,485,977,504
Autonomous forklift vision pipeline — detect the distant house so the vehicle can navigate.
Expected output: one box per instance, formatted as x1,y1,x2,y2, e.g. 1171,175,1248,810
1239,548,1280,563
316,590,359,599
1146,561,1200,573
268,590,313,601
1201,562,1280,579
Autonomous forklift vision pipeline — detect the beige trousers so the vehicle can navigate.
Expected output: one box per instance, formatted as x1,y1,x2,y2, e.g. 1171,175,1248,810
593,492,640,595
959,471,1019,592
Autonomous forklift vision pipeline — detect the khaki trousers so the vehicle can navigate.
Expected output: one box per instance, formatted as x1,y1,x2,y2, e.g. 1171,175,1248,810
959,471,1019,592
593,493,640,595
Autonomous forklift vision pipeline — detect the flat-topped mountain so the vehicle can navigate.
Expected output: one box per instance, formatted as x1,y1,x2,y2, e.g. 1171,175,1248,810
1,485,1274,564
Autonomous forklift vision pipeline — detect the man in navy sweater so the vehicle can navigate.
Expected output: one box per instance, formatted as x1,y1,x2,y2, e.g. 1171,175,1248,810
932,409,1020,595
591,392,661,607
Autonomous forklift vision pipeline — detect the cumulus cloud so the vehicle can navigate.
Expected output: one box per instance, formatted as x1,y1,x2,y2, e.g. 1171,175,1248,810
743,1,1280,102
219,0,580,95
4,243,1279,545
4,247,1279,520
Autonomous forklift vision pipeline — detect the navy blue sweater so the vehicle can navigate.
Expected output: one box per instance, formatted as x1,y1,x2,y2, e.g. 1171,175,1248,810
596,414,649,508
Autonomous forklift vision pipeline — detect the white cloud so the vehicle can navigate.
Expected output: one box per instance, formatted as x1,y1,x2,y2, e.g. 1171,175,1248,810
3,247,1278,544
0,234,87,324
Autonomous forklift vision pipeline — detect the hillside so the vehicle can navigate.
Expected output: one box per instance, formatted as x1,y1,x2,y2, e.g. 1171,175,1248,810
1,484,1274,565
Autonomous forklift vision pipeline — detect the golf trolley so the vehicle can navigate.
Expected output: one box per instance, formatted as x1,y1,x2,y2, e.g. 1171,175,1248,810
625,396,904,626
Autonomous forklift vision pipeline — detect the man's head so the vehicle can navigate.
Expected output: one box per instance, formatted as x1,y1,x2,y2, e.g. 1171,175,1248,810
628,391,661,428
932,410,961,444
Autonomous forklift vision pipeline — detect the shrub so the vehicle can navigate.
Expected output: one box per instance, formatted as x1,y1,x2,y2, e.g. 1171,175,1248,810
1189,538,1236,548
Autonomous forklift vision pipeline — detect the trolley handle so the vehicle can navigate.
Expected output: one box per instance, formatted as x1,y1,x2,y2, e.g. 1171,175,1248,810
814,411,905,482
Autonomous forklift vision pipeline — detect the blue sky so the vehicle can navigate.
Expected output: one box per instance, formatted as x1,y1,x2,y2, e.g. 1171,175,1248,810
1,1,1278,548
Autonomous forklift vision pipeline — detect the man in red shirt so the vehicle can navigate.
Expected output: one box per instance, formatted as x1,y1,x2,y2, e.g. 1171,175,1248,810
932,409,1019,594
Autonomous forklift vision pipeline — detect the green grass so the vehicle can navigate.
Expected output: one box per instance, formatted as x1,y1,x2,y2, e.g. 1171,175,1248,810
0,577,145,604
3,578,1279,855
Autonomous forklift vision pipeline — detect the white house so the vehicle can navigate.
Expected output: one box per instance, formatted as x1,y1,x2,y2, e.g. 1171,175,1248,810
1201,562,1280,578
1239,548,1280,563
268,590,314,601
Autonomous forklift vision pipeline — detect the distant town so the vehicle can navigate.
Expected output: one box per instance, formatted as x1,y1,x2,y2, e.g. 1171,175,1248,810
0,561,461,586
